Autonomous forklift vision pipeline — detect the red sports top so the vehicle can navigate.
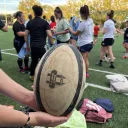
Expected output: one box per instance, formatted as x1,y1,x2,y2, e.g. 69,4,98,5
94,26,99,35
50,22,56,29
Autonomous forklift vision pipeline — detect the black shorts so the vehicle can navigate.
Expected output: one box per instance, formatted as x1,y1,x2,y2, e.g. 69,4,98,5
57,40,69,45
94,35,98,38
14,39,24,54
101,38,114,46
79,43,93,53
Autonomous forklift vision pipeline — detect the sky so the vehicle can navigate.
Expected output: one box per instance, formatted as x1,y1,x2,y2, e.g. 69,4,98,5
0,0,68,14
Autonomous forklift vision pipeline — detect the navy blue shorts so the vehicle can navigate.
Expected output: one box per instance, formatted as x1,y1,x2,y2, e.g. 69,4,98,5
124,40,128,43
79,43,93,53
70,36,78,41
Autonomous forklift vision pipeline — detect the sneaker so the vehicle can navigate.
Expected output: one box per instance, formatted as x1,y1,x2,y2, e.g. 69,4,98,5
109,65,115,69
96,61,102,66
19,69,25,73
31,85,34,90
30,76,34,81
113,57,116,60
103,56,108,62
86,73,90,78
24,67,30,74
122,56,128,59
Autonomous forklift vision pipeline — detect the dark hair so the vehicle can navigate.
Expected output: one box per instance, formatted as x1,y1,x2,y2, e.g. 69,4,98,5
28,14,32,20
95,23,98,25
107,10,114,19
51,16,55,22
43,15,46,19
32,5,43,17
15,11,23,19
70,17,73,20
80,5,90,20
54,7,63,18
112,19,116,24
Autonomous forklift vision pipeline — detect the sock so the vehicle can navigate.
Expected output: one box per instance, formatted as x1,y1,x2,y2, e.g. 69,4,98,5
126,53,128,57
24,57,29,68
17,58,23,69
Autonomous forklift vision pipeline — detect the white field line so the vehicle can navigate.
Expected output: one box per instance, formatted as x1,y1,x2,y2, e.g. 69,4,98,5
89,68,128,77
1,48,15,52
87,83,128,96
1,51,128,96
1,52,31,59
1,52,17,57
1,51,128,77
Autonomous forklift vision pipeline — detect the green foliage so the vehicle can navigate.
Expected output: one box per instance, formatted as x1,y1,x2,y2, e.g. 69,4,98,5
120,22,125,29
18,0,128,23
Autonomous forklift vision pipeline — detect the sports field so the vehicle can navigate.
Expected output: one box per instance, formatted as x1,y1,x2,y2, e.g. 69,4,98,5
0,29,128,128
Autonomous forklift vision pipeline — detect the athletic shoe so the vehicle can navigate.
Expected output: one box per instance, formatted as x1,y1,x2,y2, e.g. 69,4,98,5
86,73,90,78
96,61,102,66
103,56,108,62
24,67,30,74
30,76,34,81
122,56,128,59
113,57,116,60
31,85,34,90
109,65,115,69
19,69,25,73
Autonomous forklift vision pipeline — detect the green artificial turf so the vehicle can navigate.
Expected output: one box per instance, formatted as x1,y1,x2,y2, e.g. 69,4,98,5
0,29,128,128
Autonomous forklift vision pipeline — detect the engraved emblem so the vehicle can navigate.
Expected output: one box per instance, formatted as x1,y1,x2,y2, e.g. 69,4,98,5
46,70,69,89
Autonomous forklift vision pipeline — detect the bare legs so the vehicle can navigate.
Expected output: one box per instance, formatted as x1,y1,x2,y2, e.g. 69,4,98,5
82,52,89,75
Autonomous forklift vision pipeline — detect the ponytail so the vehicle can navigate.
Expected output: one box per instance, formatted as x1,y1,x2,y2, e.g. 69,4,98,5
80,5,90,20
14,11,23,19
107,10,114,19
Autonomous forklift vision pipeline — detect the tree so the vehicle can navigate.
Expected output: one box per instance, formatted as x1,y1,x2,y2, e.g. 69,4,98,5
18,0,128,24
18,0,41,20
41,5,54,20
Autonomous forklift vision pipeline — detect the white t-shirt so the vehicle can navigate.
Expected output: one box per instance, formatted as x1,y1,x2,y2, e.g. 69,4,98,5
103,19,115,39
77,18,93,47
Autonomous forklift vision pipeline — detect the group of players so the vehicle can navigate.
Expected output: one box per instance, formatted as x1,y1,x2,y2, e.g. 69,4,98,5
12,5,128,80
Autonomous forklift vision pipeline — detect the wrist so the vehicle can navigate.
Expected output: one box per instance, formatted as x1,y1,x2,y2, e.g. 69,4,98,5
24,91,34,107
29,113,36,126
24,113,31,127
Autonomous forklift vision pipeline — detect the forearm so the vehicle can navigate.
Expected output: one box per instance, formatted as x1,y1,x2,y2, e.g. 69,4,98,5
116,29,123,34
49,36,54,45
24,30,29,46
72,31,78,36
25,35,29,46
56,31,68,35
0,105,28,127
1,25,8,32
0,69,33,107
102,28,107,34
18,32,25,37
